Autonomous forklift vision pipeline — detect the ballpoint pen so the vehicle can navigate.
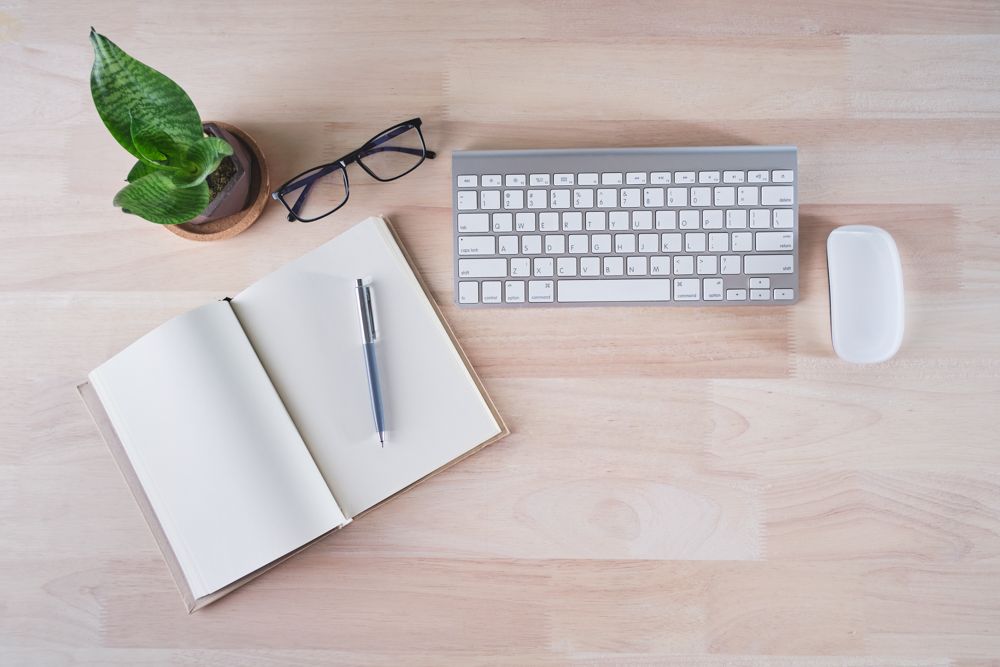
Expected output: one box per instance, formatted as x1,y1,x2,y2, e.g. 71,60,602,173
355,278,386,446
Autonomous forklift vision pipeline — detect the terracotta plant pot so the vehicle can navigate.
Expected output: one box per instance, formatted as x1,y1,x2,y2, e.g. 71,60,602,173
165,122,270,242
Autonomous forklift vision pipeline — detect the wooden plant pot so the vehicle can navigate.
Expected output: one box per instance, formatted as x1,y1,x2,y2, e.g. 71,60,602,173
165,122,269,242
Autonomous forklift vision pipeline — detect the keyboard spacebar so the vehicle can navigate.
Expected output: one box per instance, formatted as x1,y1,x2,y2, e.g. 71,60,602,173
558,279,671,302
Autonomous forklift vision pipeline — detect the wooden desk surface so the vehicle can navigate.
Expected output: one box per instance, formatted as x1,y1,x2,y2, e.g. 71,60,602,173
2,2,999,664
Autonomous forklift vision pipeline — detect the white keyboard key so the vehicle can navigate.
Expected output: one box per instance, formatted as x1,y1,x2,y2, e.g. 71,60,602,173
709,232,729,252
527,189,548,209
515,212,536,231
723,170,745,183
459,236,496,255
626,172,647,185
458,213,489,232
673,255,694,275
498,235,518,255
679,210,700,230
697,255,718,274
544,234,566,254
650,256,671,275
714,187,735,207
667,188,688,207
550,189,571,208
482,281,502,303
597,188,618,208
731,232,752,252
562,211,583,231
773,209,794,228
503,190,524,210
661,233,682,253
510,258,530,277
603,256,624,276
558,278,670,303
557,257,577,276
690,187,712,207
632,210,653,230
720,255,741,274
761,186,794,206
458,281,479,303
620,188,641,208
481,190,501,209
505,174,526,187
748,170,769,183
569,234,588,253
644,187,665,207
528,280,554,302
492,212,513,232
609,211,630,230
750,209,770,229
615,233,636,253
533,257,554,277
702,210,723,229
457,191,477,210
755,231,794,251
703,278,724,300
579,172,599,185
651,172,672,184
459,258,506,278
726,209,748,229
774,288,795,300
627,256,648,275
522,235,542,254
481,175,502,187
685,232,706,253
574,188,595,208
699,171,720,184
529,173,551,186
751,289,771,300
744,254,794,274
638,233,659,253
600,172,622,185
737,186,758,206
675,172,695,184
554,173,574,186
772,170,794,183
656,210,677,229
457,175,477,187
505,280,525,303
586,211,607,230
539,212,559,231
726,288,747,300
673,278,700,300
750,277,770,289
580,257,600,276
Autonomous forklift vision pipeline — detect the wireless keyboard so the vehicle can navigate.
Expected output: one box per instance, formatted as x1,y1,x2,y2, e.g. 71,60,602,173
451,146,798,306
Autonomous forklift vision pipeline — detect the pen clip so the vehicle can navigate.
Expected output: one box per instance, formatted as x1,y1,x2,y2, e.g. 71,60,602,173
356,278,377,343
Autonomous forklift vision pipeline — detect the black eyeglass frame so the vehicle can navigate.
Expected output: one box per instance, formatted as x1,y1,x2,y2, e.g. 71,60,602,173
272,117,437,223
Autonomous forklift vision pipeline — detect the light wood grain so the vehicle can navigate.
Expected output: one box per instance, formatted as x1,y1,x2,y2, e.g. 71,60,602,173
2,1,999,664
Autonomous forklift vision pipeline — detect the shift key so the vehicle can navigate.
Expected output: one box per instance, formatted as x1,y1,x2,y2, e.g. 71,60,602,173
743,254,794,274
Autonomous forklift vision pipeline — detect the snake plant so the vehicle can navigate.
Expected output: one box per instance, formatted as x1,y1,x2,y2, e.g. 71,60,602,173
89,29,233,224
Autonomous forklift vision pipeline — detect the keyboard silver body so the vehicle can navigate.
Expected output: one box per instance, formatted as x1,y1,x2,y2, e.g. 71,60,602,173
452,146,798,307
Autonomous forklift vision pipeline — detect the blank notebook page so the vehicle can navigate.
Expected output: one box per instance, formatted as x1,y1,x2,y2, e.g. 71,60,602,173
89,302,347,599
231,217,502,517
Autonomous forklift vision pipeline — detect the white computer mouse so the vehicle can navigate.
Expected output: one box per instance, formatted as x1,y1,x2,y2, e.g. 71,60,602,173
826,225,905,363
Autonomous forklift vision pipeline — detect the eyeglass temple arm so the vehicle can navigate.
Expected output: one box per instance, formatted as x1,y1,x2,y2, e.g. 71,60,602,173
359,145,436,159
284,162,343,219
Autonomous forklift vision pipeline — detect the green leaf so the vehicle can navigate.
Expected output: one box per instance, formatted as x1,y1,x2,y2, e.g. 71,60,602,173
89,29,203,161
113,171,209,224
171,135,233,187
125,160,157,183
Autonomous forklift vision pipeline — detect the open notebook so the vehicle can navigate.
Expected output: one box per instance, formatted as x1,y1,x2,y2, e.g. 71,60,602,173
79,216,507,612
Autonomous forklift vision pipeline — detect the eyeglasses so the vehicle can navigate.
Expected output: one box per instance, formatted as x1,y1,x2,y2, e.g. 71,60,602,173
272,118,436,223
